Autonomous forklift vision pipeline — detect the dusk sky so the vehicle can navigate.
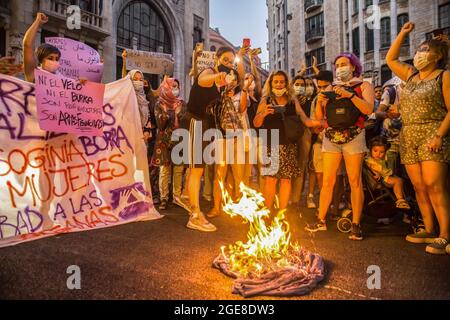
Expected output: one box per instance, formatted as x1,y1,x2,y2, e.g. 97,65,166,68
210,0,269,64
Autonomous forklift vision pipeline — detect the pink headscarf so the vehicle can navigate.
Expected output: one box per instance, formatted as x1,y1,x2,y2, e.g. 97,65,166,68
158,77,181,111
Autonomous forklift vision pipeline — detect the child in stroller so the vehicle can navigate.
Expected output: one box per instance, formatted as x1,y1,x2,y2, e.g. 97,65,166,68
364,136,411,210
337,136,418,233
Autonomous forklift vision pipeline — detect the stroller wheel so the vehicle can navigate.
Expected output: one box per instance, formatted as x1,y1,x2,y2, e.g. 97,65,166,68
337,217,353,233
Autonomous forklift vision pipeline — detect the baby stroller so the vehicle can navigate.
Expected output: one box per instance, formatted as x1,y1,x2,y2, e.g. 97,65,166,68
337,163,423,234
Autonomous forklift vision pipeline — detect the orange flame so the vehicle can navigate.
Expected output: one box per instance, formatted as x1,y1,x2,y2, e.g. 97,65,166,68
220,182,300,277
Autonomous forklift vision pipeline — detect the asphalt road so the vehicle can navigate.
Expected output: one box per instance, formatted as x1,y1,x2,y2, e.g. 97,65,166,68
1,200,449,300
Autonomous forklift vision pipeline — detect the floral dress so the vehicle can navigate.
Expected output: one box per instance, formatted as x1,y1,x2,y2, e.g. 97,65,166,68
151,101,186,167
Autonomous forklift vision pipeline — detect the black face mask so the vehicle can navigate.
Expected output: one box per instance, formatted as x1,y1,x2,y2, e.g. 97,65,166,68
218,64,233,74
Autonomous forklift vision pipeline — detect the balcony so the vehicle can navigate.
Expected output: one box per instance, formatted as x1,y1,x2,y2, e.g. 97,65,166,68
304,0,323,13
39,0,110,39
305,28,324,44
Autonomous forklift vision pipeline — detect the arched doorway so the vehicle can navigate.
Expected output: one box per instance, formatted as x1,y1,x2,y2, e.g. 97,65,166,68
116,1,172,88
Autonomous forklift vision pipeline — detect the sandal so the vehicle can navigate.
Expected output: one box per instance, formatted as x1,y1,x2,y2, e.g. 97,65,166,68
396,199,411,210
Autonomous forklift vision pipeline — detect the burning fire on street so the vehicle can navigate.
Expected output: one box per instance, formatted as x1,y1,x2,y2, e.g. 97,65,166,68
213,183,325,298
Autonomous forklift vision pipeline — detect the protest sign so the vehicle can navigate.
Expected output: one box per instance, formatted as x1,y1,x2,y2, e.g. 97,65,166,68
126,49,174,75
197,51,216,72
0,74,162,248
45,37,104,82
34,69,105,136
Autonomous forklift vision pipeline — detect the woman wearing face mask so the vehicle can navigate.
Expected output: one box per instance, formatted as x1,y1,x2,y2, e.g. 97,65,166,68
291,76,317,208
178,46,247,232
387,22,450,255
306,52,374,241
254,71,321,212
151,78,187,211
23,13,61,83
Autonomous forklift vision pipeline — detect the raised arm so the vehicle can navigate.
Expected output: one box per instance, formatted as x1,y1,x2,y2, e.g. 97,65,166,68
189,46,202,80
312,56,320,76
386,22,416,82
236,47,249,88
121,49,128,78
249,50,262,96
198,68,227,89
23,12,48,82
297,60,307,77
239,77,252,113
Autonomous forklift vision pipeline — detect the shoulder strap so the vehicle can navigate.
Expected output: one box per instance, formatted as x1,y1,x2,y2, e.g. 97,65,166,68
406,71,419,83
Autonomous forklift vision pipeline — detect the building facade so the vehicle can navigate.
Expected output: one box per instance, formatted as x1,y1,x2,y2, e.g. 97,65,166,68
0,0,210,97
268,0,450,85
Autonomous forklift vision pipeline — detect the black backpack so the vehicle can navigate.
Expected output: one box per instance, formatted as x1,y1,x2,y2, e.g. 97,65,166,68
325,84,363,129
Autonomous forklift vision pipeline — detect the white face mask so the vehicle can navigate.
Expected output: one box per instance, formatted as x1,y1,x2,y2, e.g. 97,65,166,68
294,86,306,96
133,81,144,92
305,86,315,97
414,52,431,71
336,66,353,82
272,88,287,97
172,88,180,97
43,60,60,73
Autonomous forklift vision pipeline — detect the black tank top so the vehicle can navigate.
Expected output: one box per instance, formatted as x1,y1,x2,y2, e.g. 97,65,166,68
263,98,297,146
187,69,220,121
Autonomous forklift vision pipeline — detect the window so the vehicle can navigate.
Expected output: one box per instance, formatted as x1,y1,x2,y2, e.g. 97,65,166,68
397,14,409,44
346,33,349,51
305,12,324,41
380,17,391,48
352,27,360,57
353,0,359,14
365,24,374,51
365,0,373,9
305,47,325,73
381,64,392,85
193,15,204,50
117,1,171,53
439,3,450,28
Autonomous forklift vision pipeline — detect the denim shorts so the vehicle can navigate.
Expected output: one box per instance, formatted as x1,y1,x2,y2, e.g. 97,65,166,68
322,129,369,156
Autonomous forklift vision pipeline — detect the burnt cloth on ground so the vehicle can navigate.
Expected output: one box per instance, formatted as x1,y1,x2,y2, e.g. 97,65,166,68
213,249,325,298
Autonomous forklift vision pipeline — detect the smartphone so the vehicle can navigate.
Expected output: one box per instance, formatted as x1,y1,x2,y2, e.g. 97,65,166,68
243,38,251,48
271,105,285,114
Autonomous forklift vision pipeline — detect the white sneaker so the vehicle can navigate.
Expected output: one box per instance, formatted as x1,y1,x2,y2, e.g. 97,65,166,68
307,195,316,209
187,212,217,232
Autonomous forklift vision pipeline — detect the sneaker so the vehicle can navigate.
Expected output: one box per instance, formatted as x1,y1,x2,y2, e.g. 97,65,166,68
396,199,411,210
173,196,192,213
187,212,217,232
159,199,168,210
305,219,327,232
406,231,438,244
307,195,317,209
349,223,363,241
426,238,449,255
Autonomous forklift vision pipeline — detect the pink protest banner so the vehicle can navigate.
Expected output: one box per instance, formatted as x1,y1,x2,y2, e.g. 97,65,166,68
34,69,105,136
45,37,104,82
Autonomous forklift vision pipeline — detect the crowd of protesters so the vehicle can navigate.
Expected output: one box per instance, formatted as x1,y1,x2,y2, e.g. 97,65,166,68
1,14,449,255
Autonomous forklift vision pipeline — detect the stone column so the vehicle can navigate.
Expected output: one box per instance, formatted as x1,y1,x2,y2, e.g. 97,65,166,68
390,0,397,43
348,0,353,53
373,0,381,79
358,0,365,65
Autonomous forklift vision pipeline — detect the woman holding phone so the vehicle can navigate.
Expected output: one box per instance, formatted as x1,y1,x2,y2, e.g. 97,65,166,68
306,52,374,241
253,71,321,212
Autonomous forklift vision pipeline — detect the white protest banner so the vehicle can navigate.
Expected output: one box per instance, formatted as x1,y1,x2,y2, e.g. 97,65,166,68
34,69,105,136
45,37,104,82
197,51,216,72
126,49,174,75
0,74,162,248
